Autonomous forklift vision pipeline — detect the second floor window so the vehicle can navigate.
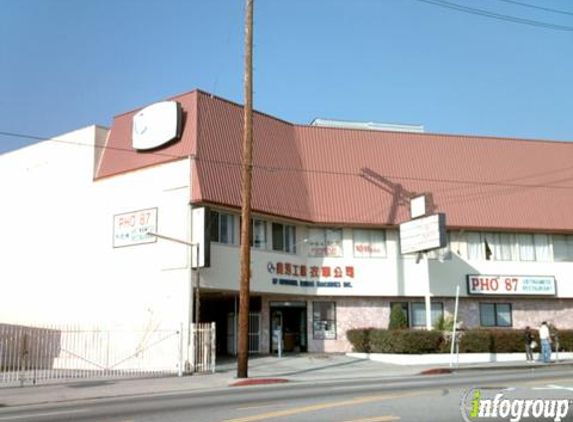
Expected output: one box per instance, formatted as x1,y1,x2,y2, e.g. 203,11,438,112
250,219,267,249
307,228,343,257
466,231,551,262
209,210,235,245
553,234,573,262
272,223,296,253
353,229,386,258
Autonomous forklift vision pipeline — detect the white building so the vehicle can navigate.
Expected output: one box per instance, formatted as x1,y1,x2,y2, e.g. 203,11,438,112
2,89,573,356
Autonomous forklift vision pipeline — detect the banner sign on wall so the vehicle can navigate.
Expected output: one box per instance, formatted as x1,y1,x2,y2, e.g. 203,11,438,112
467,274,556,296
267,261,355,289
113,208,158,248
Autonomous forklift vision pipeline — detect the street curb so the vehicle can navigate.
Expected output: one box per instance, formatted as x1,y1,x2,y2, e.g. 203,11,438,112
229,378,289,387
420,360,573,375
420,368,453,375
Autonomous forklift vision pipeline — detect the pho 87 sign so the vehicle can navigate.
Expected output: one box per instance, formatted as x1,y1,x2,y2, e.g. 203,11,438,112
467,274,556,296
113,208,158,247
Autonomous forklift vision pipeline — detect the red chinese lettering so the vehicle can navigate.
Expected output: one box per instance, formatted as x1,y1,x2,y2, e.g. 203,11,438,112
285,263,292,275
276,262,284,275
310,266,320,278
334,267,343,278
345,266,355,278
322,266,331,278
300,265,307,277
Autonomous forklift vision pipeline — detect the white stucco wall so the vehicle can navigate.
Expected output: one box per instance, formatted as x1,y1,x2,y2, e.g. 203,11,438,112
0,127,192,328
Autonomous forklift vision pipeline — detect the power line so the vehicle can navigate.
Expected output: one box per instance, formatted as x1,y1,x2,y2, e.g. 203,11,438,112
411,0,573,31
0,130,187,159
489,0,573,17
2,129,573,191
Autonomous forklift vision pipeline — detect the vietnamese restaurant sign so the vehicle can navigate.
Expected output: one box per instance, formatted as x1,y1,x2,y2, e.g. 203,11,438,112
113,208,158,248
467,274,556,296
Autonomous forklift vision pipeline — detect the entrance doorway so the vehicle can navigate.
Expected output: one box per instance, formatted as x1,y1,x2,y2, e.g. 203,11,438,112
269,301,307,354
201,295,261,356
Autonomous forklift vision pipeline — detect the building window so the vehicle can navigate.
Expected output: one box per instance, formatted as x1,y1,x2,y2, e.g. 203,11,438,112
410,302,444,328
389,302,409,327
209,210,235,245
518,234,536,261
553,234,573,262
466,231,551,262
272,223,296,254
467,232,483,260
312,302,336,340
353,229,387,258
480,303,512,327
308,228,343,257
250,219,267,249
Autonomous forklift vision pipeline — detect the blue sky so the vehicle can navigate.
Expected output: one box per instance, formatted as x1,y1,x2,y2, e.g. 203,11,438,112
1,0,572,153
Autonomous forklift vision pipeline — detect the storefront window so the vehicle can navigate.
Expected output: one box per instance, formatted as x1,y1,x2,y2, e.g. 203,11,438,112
480,303,512,327
353,229,387,258
312,302,336,340
410,302,443,328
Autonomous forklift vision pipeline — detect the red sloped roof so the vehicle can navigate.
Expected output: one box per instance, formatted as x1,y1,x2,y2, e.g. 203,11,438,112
96,90,198,179
98,90,573,231
294,126,573,230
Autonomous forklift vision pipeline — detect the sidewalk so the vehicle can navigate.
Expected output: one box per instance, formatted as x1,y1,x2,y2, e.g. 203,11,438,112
1,354,572,408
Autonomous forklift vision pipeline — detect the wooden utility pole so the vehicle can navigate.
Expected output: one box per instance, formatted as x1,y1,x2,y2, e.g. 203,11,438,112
237,0,254,379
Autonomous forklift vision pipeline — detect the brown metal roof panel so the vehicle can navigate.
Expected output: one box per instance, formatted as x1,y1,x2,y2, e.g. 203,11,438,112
294,125,573,230
194,93,311,220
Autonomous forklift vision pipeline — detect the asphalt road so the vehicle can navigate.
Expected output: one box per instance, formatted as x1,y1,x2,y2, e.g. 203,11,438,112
2,367,573,422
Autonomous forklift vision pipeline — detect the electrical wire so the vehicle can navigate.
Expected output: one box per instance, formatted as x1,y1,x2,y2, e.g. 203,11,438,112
411,0,573,31
0,130,186,159
489,0,573,17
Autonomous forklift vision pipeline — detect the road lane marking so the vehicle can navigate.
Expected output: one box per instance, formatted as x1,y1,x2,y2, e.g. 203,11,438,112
521,377,573,386
532,384,573,392
0,409,89,420
237,403,286,411
336,416,400,422
90,420,134,422
216,391,423,422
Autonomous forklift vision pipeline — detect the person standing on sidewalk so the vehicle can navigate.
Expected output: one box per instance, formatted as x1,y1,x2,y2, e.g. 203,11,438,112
524,326,535,363
539,321,552,363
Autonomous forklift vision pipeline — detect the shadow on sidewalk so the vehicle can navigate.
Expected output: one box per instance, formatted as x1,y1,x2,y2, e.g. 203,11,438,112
214,354,373,378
